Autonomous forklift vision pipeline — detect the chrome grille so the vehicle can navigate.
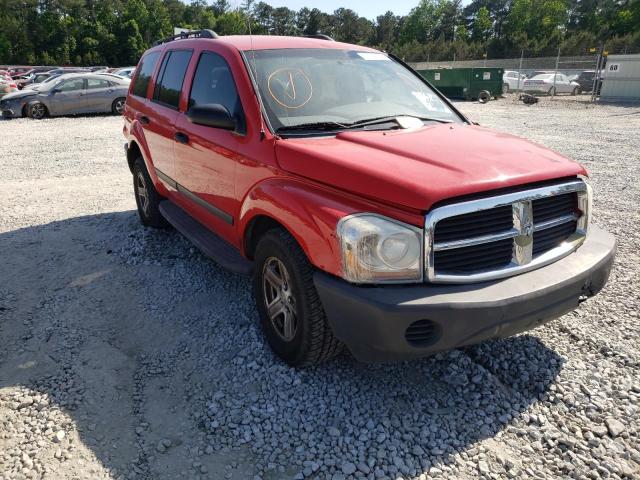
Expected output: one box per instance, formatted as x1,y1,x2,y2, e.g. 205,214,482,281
425,180,591,283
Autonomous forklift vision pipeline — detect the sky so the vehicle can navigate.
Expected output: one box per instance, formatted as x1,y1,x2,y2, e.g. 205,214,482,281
228,0,451,20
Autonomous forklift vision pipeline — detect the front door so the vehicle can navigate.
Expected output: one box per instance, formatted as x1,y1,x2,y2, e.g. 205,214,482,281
48,77,86,115
173,50,246,240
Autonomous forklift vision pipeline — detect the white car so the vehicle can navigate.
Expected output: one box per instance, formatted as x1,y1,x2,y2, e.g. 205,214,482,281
502,70,527,92
523,73,580,95
113,67,136,78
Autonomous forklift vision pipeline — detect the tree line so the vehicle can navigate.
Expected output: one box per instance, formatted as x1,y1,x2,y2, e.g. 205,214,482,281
1,0,639,67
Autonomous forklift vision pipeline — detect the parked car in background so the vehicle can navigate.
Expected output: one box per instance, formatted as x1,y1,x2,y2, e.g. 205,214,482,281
0,78,18,99
502,70,527,92
113,67,136,78
45,67,90,76
1,73,130,118
523,73,580,95
16,72,54,89
527,70,555,78
23,73,63,90
573,70,604,94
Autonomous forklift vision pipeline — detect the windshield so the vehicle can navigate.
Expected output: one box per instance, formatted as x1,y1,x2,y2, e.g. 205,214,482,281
246,49,461,132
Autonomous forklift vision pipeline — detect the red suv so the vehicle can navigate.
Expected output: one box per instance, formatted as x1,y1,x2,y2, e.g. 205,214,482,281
123,30,616,366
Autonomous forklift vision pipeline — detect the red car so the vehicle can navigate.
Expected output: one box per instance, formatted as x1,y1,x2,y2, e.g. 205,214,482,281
123,31,616,366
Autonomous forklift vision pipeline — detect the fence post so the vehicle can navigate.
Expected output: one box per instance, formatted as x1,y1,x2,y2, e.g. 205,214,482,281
517,49,523,90
552,46,560,97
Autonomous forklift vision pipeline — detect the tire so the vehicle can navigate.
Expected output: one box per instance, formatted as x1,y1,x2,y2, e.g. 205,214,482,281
548,86,556,96
502,83,510,94
253,228,343,366
571,87,579,96
112,97,126,115
28,102,48,119
478,90,491,103
132,157,168,228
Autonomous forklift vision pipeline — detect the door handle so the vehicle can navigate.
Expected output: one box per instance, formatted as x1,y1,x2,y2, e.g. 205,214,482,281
139,115,150,125
174,132,189,144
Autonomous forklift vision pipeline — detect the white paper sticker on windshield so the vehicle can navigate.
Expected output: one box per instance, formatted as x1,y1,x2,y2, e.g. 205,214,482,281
483,72,491,80
357,52,390,61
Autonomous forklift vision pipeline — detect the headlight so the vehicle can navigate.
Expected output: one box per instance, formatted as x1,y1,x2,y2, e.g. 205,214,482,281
337,214,423,283
577,178,592,233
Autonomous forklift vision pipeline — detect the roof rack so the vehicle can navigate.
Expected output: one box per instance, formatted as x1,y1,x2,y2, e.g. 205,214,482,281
304,34,335,41
153,29,219,47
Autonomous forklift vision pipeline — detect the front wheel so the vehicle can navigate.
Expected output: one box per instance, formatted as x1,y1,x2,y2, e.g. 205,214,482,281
112,97,126,115
571,87,579,96
548,86,556,96
28,102,48,119
253,229,342,366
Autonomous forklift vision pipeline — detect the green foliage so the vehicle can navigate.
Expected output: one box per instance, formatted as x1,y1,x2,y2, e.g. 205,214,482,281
0,0,638,66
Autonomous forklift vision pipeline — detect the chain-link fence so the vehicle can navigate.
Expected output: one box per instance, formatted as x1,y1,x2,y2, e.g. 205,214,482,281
410,55,597,79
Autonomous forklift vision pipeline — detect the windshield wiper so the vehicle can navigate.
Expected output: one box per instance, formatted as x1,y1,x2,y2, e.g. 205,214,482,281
344,115,453,129
276,116,452,135
276,121,348,133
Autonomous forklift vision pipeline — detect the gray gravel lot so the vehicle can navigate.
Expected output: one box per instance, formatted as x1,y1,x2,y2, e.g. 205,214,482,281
0,98,639,480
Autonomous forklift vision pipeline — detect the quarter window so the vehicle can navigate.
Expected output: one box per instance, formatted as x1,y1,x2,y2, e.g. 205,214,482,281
87,79,111,89
153,50,192,109
131,51,160,98
189,52,243,125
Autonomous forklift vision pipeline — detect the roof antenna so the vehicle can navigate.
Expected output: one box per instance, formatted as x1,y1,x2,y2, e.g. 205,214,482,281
246,9,266,140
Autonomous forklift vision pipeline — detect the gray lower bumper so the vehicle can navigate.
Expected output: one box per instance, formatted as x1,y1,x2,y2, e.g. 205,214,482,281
314,227,616,363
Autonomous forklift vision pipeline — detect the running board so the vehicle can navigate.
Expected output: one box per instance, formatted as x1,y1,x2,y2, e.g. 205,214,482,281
159,200,253,275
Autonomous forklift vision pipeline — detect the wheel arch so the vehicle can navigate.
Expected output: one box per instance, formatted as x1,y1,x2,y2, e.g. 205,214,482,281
239,179,355,278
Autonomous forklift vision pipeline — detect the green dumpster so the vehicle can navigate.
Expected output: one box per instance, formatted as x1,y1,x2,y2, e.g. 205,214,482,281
416,67,504,101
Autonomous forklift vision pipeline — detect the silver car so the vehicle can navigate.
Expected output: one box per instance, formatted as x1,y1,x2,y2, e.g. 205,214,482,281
0,73,130,119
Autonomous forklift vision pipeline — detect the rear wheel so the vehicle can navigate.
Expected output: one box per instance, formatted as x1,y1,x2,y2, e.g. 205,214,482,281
132,157,168,228
28,102,48,119
253,228,342,366
548,86,556,96
502,83,510,94
478,90,491,103
112,97,126,115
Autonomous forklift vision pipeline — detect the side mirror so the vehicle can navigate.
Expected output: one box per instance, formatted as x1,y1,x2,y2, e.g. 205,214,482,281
187,103,236,130
50,88,60,95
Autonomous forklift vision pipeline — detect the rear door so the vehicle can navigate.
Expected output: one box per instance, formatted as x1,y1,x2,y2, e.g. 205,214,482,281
48,77,86,115
144,49,193,182
84,78,115,112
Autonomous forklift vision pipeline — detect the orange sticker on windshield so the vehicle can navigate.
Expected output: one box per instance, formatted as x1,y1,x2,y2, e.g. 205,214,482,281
267,68,313,109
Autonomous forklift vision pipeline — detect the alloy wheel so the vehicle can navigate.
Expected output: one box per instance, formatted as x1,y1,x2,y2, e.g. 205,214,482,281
136,171,149,215
31,103,45,119
115,99,125,114
262,257,297,341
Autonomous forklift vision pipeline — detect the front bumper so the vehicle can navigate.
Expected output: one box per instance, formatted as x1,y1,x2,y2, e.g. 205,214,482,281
314,227,616,362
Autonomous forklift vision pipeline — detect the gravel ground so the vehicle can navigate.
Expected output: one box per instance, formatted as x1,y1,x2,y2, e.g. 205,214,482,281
0,98,639,480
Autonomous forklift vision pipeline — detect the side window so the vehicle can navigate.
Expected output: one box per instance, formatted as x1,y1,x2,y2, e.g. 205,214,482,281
131,51,160,98
57,78,85,92
153,50,192,109
87,79,111,89
189,51,244,125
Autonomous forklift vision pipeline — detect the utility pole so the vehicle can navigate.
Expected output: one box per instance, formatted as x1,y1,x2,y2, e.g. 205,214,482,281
552,45,560,97
517,49,523,91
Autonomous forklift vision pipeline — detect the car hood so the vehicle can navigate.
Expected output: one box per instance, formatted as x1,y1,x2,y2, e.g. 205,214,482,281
274,123,586,211
1,90,39,101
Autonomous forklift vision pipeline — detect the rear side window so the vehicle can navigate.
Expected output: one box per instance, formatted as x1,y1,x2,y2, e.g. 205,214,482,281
153,50,192,109
131,52,160,98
